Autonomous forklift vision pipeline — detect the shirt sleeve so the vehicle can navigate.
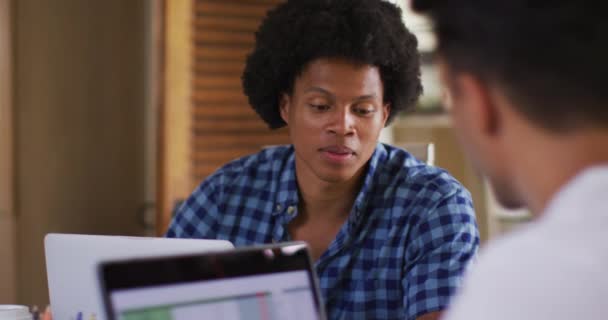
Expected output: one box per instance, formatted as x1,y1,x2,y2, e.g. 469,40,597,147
165,178,222,239
403,187,479,320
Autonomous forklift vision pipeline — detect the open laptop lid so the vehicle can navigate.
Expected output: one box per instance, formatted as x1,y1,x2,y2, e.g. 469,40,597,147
98,242,327,320
44,233,234,320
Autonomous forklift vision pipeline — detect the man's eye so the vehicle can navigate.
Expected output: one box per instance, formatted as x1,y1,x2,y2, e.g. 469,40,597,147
309,104,330,111
354,107,374,116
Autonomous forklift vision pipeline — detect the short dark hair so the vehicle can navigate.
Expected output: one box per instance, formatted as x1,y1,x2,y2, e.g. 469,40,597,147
242,0,423,129
413,0,608,131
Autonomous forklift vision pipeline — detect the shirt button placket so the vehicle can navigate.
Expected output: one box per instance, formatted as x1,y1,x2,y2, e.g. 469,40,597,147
287,206,296,215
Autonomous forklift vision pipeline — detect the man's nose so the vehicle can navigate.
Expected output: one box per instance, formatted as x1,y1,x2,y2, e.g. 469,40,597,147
327,108,355,136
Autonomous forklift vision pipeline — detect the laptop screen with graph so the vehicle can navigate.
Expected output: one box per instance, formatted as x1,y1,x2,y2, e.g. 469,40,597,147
98,242,326,320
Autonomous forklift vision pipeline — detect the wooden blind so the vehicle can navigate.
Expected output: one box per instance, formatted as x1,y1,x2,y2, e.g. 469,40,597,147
191,0,288,184
158,0,288,235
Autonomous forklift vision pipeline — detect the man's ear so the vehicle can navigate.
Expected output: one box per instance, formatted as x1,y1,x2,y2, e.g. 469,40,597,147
279,93,290,124
382,103,391,127
454,73,500,137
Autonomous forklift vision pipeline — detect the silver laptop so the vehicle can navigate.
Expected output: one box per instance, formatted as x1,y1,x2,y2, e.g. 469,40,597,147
98,242,327,320
44,233,234,320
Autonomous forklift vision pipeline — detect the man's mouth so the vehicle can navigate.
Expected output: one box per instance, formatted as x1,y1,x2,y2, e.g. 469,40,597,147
319,146,356,163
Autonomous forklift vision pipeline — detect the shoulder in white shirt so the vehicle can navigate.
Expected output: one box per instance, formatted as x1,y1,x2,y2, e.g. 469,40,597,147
443,165,608,320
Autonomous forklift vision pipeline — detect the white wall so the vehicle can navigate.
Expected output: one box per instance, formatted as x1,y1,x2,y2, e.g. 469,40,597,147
393,0,436,52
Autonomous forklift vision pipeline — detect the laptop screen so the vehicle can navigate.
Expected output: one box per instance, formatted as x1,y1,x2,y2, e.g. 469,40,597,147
99,243,326,320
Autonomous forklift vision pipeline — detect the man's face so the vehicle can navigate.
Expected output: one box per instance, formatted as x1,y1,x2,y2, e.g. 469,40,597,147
280,58,389,184
438,60,524,209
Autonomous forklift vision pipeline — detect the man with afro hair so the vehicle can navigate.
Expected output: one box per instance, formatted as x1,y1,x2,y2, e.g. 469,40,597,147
167,1,479,319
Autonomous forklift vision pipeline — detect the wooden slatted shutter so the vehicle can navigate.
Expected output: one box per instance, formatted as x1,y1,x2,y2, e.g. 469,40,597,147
158,0,288,235
191,0,288,182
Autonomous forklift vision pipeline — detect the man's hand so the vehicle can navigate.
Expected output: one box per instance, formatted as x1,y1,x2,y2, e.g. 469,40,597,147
418,311,442,320
41,306,52,320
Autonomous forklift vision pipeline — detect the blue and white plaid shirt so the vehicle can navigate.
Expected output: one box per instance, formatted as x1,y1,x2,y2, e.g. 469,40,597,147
167,143,479,320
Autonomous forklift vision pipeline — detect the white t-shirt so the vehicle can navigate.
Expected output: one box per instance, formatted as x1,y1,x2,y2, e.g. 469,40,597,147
443,165,608,320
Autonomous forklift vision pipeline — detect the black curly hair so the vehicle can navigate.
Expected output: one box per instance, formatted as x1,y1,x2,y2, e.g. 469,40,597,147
242,0,422,129
413,0,608,131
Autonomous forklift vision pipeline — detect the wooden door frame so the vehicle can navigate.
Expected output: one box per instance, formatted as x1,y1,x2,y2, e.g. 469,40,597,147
156,0,193,236
0,0,17,303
